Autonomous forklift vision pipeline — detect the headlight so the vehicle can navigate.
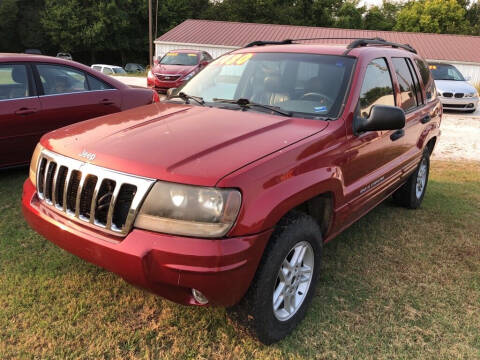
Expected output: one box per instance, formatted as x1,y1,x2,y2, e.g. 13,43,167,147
182,71,195,81
29,143,44,187
147,70,155,80
134,181,242,238
465,92,477,98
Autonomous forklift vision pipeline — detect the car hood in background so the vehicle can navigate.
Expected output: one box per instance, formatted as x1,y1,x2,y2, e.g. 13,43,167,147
435,80,477,94
41,103,328,186
152,64,197,76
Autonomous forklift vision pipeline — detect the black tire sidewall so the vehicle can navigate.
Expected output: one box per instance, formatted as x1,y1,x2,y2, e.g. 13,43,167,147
408,150,430,209
251,214,322,343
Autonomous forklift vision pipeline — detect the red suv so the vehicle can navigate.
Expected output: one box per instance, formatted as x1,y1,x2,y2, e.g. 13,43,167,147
0,53,159,169
22,39,441,344
147,49,212,92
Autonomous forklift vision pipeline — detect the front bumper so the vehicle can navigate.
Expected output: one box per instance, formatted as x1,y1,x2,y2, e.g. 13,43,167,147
439,96,478,111
22,179,271,306
147,77,186,93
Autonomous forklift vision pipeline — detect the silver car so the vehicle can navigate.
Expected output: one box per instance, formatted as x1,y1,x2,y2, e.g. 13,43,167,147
430,63,478,113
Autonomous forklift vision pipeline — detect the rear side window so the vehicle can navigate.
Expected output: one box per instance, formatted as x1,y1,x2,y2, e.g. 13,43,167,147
92,66,102,72
0,64,31,100
87,74,113,90
415,58,436,102
36,64,88,95
358,58,395,118
392,58,419,112
405,58,423,106
102,67,114,75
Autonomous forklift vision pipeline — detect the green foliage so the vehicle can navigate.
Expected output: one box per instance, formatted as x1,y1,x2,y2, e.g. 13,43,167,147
364,0,401,30
2,0,480,64
0,0,19,52
394,0,470,34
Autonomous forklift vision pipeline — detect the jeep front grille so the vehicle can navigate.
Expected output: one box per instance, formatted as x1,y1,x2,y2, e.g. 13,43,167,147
36,149,155,236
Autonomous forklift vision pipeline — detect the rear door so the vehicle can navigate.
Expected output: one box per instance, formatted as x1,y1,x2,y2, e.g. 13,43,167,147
33,63,122,133
0,63,42,166
390,57,426,170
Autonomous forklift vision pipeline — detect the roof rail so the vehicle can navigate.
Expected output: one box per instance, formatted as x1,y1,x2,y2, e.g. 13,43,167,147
346,38,417,54
243,37,417,54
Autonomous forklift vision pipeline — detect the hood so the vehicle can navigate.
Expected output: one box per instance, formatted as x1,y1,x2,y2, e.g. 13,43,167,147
435,80,477,94
42,103,328,186
153,64,197,76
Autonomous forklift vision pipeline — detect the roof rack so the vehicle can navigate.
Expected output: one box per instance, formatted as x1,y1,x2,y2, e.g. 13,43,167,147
244,40,294,48
243,37,417,54
346,38,417,54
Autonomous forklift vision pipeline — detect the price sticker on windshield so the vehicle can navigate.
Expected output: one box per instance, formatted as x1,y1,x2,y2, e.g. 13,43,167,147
167,52,178,56
215,53,254,66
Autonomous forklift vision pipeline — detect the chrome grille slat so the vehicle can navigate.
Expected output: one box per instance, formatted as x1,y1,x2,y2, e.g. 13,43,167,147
62,168,73,212
35,149,155,237
106,184,121,230
74,172,87,218
89,177,104,224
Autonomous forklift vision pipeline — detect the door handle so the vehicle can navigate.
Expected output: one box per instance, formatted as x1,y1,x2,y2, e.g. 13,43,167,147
99,99,114,105
421,115,431,124
15,107,36,116
390,129,405,141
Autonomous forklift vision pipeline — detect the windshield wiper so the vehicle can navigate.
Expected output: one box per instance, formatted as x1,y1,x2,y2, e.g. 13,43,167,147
169,92,205,106
212,98,292,117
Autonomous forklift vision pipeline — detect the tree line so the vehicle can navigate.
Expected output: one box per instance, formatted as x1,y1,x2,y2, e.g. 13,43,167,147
1,0,479,65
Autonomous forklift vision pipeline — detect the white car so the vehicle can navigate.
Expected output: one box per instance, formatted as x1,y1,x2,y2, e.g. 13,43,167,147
430,63,479,113
91,64,127,76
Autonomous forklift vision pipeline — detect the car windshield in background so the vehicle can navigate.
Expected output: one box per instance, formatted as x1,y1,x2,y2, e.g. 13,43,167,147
113,67,126,74
179,52,355,119
430,64,465,81
160,52,199,66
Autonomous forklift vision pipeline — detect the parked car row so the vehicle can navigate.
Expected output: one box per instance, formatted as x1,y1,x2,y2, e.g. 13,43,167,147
20,38,442,344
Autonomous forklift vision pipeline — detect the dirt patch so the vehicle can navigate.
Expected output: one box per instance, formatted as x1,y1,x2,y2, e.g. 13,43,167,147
432,113,480,162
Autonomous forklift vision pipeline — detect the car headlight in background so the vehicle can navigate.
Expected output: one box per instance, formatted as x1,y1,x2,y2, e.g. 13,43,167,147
29,143,44,187
465,92,478,98
182,71,196,81
147,70,155,81
135,181,242,238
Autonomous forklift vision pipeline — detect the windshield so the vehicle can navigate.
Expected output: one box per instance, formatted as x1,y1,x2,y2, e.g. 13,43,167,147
113,67,126,74
179,52,355,118
430,64,465,81
160,52,199,66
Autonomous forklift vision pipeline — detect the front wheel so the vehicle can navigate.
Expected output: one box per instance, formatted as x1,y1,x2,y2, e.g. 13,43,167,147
392,149,430,209
233,212,322,344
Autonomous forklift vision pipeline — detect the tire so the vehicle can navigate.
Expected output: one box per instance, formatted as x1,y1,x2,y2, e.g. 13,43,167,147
392,149,430,209
231,212,322,344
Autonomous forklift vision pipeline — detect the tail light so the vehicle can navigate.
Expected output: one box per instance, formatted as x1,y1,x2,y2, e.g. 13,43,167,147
152,90,160,103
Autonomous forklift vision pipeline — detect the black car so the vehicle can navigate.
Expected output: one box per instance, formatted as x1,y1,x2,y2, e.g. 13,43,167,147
124,63,145,73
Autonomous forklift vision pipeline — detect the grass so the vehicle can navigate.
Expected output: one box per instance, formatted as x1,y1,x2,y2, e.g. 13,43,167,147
1,160,479,359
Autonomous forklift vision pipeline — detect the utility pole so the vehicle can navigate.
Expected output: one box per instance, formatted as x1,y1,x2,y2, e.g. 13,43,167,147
148,0,153,68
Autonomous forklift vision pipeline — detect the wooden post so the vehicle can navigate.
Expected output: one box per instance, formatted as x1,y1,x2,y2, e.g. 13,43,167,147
148,0,153,68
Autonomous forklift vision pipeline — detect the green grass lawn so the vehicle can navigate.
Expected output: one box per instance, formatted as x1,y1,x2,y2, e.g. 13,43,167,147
1,161,479,359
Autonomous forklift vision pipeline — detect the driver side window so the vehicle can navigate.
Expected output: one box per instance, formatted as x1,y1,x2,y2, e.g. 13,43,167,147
359,58,395,119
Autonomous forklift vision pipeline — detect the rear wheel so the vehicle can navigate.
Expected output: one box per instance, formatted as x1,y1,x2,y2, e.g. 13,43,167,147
231,212,322,344
392,149,430,209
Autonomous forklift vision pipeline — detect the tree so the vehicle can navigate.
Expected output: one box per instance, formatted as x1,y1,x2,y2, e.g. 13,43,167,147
466,1,480,35
394,0,469,34
0,0,19,52
364,1,400,30
334,1,365,29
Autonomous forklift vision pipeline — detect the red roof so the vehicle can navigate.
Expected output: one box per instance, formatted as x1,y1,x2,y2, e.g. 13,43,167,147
156,19,480,64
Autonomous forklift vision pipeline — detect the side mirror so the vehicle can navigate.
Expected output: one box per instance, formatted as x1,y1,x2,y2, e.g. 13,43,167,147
354,105,405,134
166,88,178,99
